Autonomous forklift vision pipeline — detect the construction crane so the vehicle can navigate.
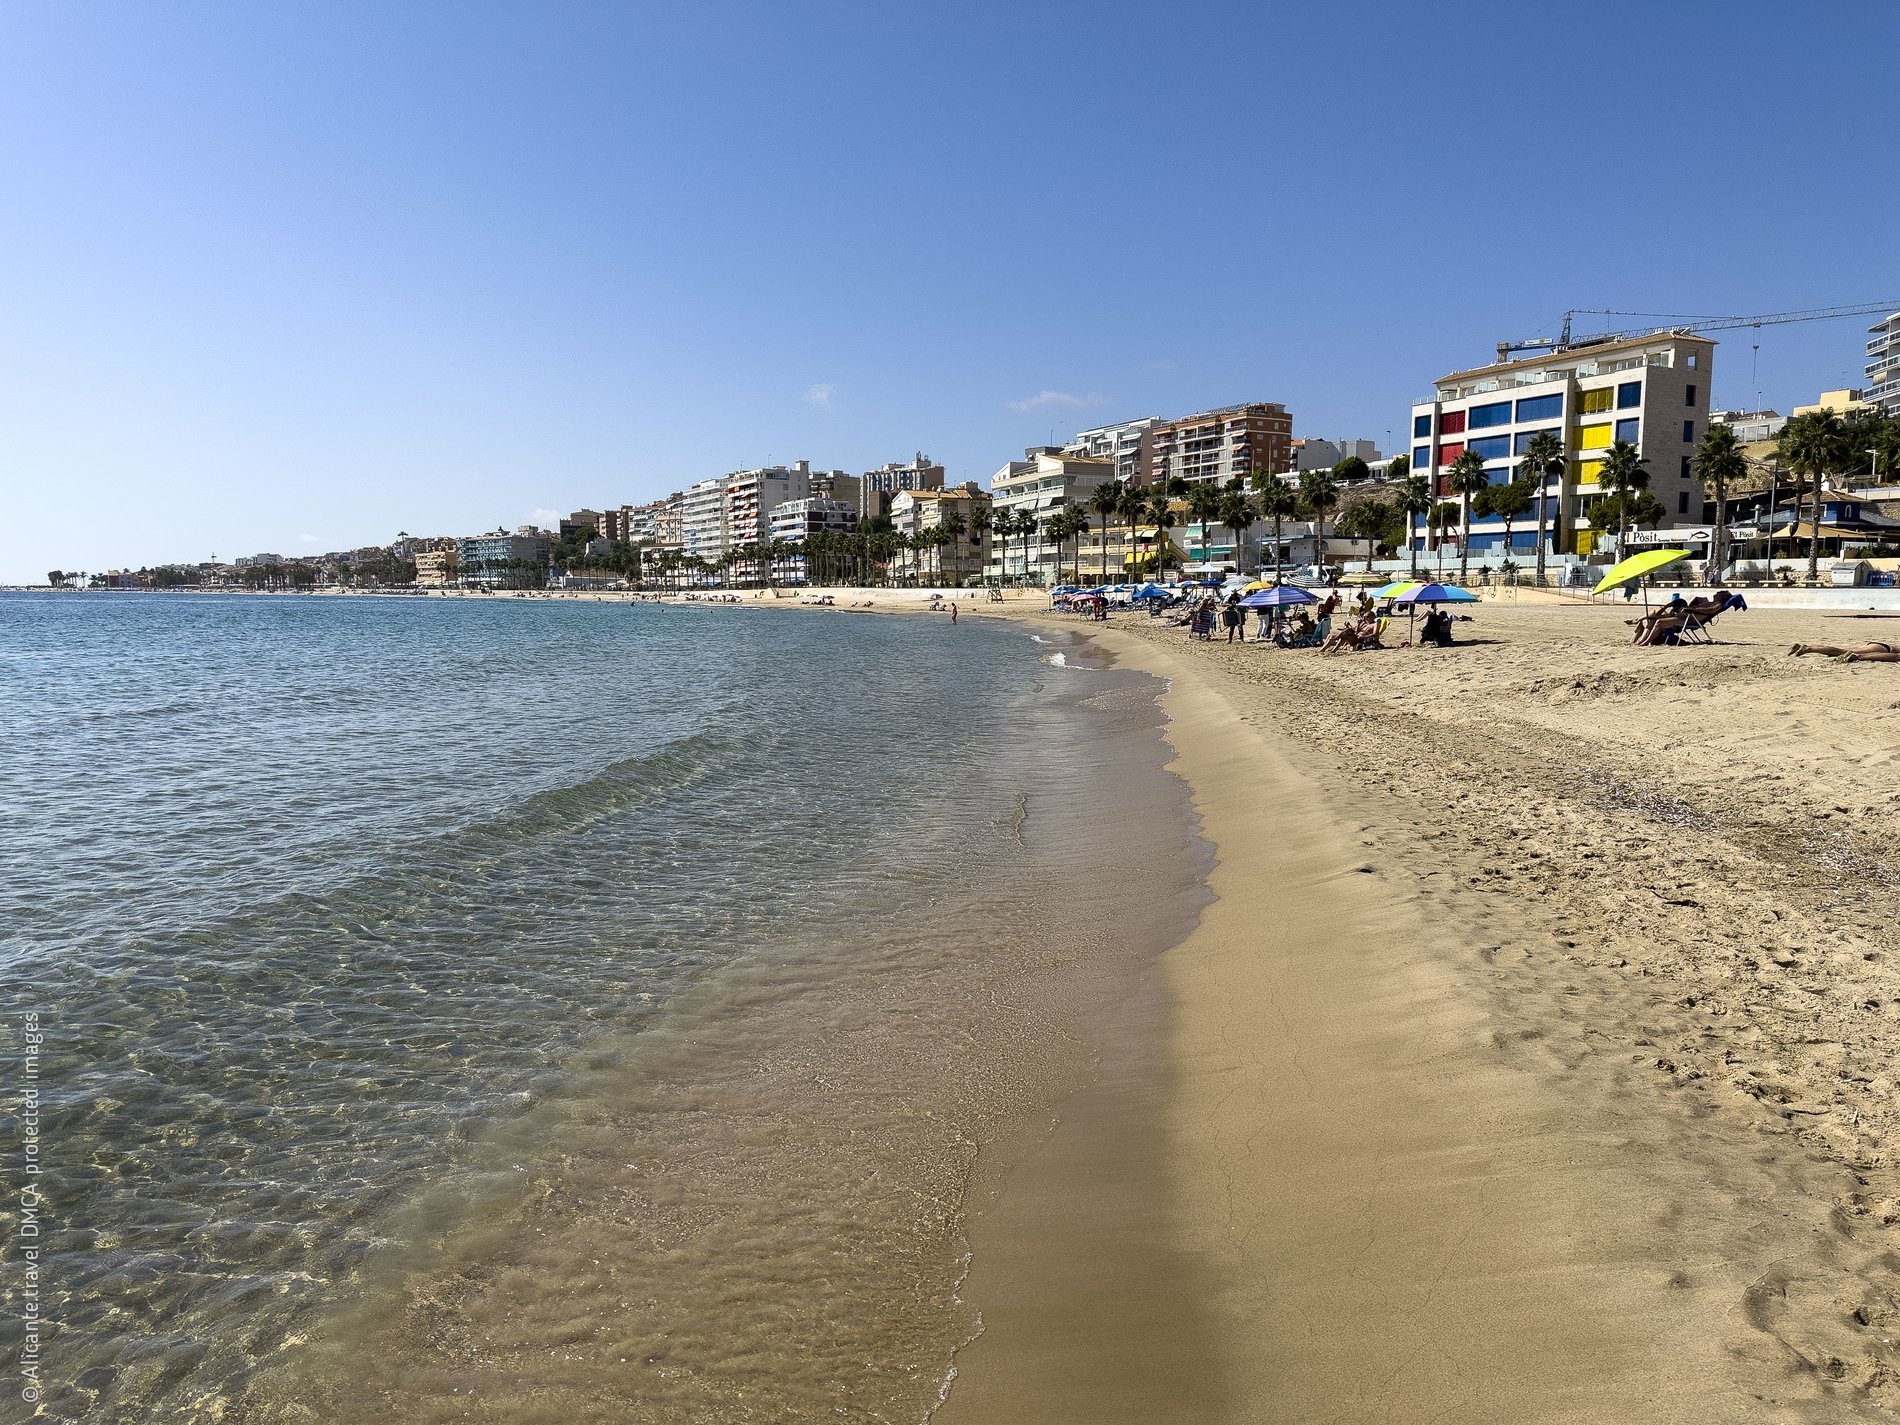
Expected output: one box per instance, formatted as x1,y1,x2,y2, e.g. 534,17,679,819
1495,302,1900,364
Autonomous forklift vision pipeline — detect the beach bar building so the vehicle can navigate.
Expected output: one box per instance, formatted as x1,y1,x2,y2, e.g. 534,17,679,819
1409,332,1715,560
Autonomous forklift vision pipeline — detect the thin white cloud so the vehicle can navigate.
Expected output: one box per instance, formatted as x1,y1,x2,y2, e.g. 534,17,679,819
528,508,561,527
804,383,836,408
297,533,322,545
1006,389,1104,414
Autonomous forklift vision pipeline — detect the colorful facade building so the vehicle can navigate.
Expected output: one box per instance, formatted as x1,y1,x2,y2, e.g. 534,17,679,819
1408,332,1715,557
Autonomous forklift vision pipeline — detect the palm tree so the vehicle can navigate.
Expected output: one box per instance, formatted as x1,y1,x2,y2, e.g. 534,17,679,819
1445,449,1491,582
968,502,994,585
1185,483,1222,567
1250,469,1299,583
1297,468,1340,572
1518,430,1566,583
1146,490,1179,576
1217,490,1255,574
1595,439,1650,555
940,510,968,586
1777,409,1842,581
1486,479,1535,567
1090,480,1124,585
1395,473,1433,578
1117,484,1148,585
1692,423,1746,581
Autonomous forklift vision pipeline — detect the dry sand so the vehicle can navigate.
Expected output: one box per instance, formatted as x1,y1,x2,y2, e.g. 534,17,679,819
927,592,1900,1423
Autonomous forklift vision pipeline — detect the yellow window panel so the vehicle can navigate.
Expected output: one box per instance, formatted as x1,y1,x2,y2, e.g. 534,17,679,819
1574,458,1605,483
1579,387,1614,414
1575,425,1612,451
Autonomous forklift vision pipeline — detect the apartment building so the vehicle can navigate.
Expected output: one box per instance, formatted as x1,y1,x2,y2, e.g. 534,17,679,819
1064,417,1162,486
1144,402,1293,486
457,529,551,586
1408,331,1715,557
560,509,604,540
1292,437,1382,471
986,448,1115,584
767,496,858,583
890,483,992,585
1865,312,1900,415
860,453,945,519
726,463,817,549
414,548,457,586
679,479,729,563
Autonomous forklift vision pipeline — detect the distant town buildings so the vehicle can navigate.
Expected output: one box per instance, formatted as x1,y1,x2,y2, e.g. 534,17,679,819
1410,330,1715,557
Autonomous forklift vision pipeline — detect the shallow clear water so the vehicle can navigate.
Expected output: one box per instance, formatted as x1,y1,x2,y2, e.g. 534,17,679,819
0,593,1204,1423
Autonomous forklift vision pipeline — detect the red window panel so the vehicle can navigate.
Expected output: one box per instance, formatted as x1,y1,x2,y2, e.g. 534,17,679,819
1439,409,1466,435
1437,441,1464,466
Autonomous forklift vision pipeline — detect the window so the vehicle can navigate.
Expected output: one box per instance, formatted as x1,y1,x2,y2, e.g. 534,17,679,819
1412,445,1430,470
1414,414,1432,439
1579,387,1614,414
1439,409,1467,435
1575,459,1604,485
1687,352,1699,369
1682,420,1695,442
1615,418,1639,444
1685,384,1697,406
1469,401,1512,429
1681,456,1691,480
1617,381,1642,408
1513,428,1559,454
1469,435,1511,461
1437,441,1464,465
1678,490,1690,514
1515,393,1563,422
1576,422,1613,450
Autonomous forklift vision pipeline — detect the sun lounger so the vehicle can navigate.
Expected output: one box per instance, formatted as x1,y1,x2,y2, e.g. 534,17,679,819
1668,593,1746,645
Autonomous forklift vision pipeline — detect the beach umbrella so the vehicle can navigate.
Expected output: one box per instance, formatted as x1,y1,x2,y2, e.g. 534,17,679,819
1393,582,1479,605
1393,581,1477,644
1239,585,1317,608
1369,579,1420,599
1591,548,1691,598
1130,583,1170,600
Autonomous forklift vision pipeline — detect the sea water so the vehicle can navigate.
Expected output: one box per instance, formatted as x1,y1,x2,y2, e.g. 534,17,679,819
0,593,1205,1423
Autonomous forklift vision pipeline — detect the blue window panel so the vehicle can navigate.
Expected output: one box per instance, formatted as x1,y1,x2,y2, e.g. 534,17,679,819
1468,435,1511,461
1514,392,1563,422
1617,380,1642,408
1412,445,1430,469
1413,414,1432,438
1469,400,1512,429
1682,420,1695,442
1615,417,1639,444
1512,426,1560,454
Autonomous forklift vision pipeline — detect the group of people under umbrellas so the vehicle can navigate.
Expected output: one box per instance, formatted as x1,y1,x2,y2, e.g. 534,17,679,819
1172,579,1475,653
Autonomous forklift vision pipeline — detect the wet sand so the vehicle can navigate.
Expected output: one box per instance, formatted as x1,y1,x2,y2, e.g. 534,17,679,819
932,593,1900,1422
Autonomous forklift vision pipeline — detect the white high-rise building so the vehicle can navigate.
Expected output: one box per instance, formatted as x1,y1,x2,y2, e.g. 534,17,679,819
1864,312,1900,415
1064,417,1162,486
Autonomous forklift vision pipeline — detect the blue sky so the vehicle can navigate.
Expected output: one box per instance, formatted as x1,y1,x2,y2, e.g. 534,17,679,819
3,1,1896,581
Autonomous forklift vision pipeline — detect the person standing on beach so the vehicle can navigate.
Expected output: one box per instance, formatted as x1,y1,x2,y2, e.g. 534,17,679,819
949,601,958,624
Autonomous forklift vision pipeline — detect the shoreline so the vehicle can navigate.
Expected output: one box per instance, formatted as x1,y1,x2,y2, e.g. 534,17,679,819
921,597,1900,1419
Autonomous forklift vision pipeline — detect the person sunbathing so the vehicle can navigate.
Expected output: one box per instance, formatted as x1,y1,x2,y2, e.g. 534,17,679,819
1788,641,1900,663
1323,618,1381,654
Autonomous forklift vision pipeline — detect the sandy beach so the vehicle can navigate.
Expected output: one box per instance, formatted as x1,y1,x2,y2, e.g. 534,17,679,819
872,590,1900,1421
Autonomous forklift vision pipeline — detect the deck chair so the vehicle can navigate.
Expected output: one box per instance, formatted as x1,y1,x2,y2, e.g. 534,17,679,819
1669,593,1746,644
